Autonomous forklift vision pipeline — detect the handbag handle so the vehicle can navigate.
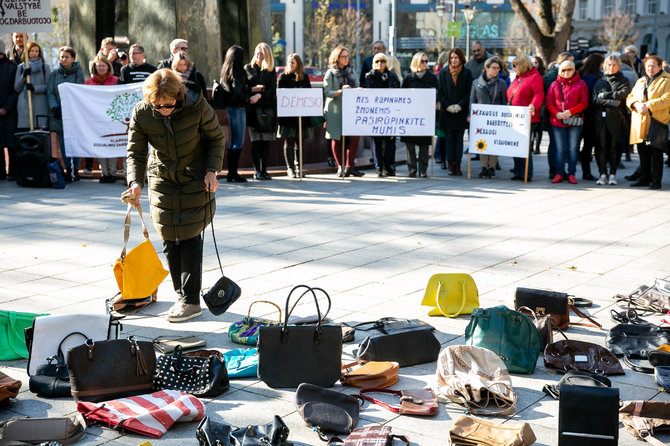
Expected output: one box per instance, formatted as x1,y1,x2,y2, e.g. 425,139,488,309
359,388,402,413
622,355,654,374
120,202,150,260
435,279,467,318
283,285,331,329
169,345,207,375
248,300,282,322
56,331,89,361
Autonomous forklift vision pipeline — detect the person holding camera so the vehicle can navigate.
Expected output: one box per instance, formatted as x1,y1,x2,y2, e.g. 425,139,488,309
98,37,122,77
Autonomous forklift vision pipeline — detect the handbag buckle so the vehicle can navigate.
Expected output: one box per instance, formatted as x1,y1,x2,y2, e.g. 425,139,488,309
536,307,546,315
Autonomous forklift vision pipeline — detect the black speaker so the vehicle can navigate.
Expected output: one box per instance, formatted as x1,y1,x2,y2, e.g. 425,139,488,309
15,130,51,187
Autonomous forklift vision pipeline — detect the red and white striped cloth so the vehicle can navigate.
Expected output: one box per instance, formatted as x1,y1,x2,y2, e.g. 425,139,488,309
77,390,205,438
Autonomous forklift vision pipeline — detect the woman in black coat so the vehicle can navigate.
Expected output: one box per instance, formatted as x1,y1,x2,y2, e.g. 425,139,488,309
401,52,438,177
437,48,473,176
592,55,630,186
364,53,400,177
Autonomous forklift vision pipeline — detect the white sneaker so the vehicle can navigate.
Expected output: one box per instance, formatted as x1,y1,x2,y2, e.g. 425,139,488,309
596,174,607,185
166,300,202,322
608,174,617,185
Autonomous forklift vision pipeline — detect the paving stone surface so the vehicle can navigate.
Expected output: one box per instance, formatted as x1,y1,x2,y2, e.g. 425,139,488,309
1,143,670,445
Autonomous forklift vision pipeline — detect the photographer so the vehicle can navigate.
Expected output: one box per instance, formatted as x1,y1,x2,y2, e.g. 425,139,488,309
98,37,122,77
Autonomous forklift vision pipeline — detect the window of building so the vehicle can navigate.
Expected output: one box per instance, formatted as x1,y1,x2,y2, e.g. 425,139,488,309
579,0,588,19
603,0,615,15
625,0,636,14
647,0,658,14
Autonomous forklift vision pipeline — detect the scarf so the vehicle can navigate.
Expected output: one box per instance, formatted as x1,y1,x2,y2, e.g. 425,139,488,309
334,65,356,89
416,70,426,79
177,64,194,81
28,57,44,77
93,72,110,84
449,64,462,85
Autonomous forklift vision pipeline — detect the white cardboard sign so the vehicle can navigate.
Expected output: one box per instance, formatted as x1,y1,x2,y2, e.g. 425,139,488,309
0,0,53,33
276,88,324,117
342,88,436,136
468,104,531,158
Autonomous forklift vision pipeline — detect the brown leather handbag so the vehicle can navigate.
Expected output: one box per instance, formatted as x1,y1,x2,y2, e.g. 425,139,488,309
544,339,624,376
0,370,21,404
359,388,438,416
514,287,600,330
449,415,536,446
340,361,399,388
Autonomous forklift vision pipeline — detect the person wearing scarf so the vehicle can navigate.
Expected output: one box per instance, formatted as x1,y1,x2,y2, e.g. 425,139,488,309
626,54,670,189
171,51,207,94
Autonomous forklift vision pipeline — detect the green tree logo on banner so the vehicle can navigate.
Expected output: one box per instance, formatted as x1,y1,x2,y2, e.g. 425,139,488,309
104,92,142,137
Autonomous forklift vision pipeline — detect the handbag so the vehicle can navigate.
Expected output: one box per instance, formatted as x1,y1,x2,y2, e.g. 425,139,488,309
202,193,242,316
152,335,207,354
649,349,670,391
448,415,537,446
47,158,66,189
606,323,670,362
66,336,156,402
28,331,88,398
0,310,46,360
359,388,438,416
517,306,566,349
644,83,669,151
327,426,409,446
255,107,275,132
153,345,229,397
113,203,168,302
222,348,259,378
558,85,584,127
228,300,281,345
559,383,619,445
340,361,399,388
623,278,670,313
436,345,517,416
465,306,543,374
0,413,87,445
542,369,613,400
514,287,600,330
258,285,342,388
355,329,440,367
0,370,21,404
421,273,479,317
196,415,289,446
620,401,670,445
352,317,434,335
295,382,362,439
543,339,624,376
77,390,204,438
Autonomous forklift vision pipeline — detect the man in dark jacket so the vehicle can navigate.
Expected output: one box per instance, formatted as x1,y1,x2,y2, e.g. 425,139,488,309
157,38,189,69
359,40,386,87
119,44,156,84
0,43,18,181
464,41,491,78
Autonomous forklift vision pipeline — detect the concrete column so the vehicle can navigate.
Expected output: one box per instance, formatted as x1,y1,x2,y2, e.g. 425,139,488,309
128,0,176,66
69,0,97,79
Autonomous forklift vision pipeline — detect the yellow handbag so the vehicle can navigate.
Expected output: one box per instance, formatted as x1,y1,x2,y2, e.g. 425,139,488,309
421,273,479,317
113,203,168,300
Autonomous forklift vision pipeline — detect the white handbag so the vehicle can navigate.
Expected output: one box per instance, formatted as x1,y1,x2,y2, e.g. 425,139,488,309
26,314,116,376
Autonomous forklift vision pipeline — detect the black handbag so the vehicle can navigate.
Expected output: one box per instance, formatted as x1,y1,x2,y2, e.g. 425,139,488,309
255,107,275,132
353,317,434,335
153,345,229,397
196,415,289,446
295,383,361,439
542,369,612,400
558,383,619,445
28,331,88,398
202,193,242,316
514,287,599,330
355,329,440,367
258,285,342,388
647,117,669,150
606,323,670,359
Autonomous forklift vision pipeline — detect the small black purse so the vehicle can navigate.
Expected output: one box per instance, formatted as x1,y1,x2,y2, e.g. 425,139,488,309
153,345,229,398
355,329,440,367
29,355,71,397
255,107,275,133
196,415,289,446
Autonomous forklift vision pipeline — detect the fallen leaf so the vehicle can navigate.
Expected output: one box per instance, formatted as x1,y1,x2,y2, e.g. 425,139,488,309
568,266,577,271
509,260,517,265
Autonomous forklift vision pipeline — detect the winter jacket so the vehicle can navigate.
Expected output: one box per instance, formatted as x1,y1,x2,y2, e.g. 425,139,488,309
119,63,156,84
0,55,18,148
84,75,119,85
323,66,357,140
592,71,630,143
244,63,277,131
464,53,492,79
507,67,544,124
620,64,638,89
626,70,670,144
470,74,508,106
437,66,473,130
14,59,51,129
46,61,84,134
401,70,438,145
277,72,312,129
220,71,251,109
126,82,225,242
546,73,589,127
363,69,400,89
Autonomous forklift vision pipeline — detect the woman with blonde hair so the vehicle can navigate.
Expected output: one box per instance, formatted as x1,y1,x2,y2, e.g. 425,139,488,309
245,42,277,180
171,51,207,93
401,52,438,177
323,45,363,177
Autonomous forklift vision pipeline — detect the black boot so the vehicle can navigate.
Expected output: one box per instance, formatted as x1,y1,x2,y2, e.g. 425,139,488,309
227,150,247,183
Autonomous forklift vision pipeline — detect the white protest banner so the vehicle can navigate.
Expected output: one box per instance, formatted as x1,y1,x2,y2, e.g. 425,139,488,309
60,83,143,158
468,104,531,158
342,88,436,136
277,88,323,117
0,0,53,33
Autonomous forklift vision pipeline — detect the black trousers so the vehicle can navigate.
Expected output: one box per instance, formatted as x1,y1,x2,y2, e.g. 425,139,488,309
162,234,203,305
638,141,664,186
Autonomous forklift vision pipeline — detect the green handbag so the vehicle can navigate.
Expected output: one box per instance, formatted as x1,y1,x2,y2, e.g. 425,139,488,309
464,306,542,374
0,310,47,360
228,300,281,346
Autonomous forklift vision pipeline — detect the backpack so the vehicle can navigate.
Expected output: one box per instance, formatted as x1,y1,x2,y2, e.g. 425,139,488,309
212,80,230,108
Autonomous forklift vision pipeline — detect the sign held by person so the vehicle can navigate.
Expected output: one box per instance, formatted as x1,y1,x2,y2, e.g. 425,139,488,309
342,89,436,136
277,88,323,117
0,0,53,32
468,104,531,158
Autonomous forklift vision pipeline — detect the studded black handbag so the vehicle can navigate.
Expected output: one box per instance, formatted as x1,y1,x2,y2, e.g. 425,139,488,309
153,345,229,398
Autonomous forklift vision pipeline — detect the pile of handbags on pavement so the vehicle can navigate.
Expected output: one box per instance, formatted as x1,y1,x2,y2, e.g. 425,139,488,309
2,278,670,445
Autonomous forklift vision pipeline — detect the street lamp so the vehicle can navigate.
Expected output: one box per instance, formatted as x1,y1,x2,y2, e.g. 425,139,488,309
462,5,476,59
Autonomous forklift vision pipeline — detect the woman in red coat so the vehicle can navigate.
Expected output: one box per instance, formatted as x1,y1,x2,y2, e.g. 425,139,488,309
507,55,544,181
546,60,589,184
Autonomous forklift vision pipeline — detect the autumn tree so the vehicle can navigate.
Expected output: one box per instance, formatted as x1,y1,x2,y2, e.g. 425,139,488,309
330,1,372,66
508,0,576,63
304,0,334,68
597,10,638,54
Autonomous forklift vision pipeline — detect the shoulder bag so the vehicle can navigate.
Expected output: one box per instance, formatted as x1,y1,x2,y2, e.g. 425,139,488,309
0,413,87,445
448,415,536,446
644,85,669,151
465,306,543,374
354,329,440,367
352,317,434,335
295,382,362,439
340,361,399,388
421,273,479,317
542,369,612,400
228,300,281,345
514,287,600,330
559,383,619,445
327,425,409,446
196,415,289,446
255,107,275,133
620,401,670,446
606,323,670,373
258,285,342,388
359,388,438,416
558,84,584,126
153,345,229,397
544,339,624,376
66,336,156,402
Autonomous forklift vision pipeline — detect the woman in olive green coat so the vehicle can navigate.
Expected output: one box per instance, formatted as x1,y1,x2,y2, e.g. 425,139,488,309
124,69,225,322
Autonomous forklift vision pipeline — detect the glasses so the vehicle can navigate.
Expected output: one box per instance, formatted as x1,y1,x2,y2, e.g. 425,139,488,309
153,104,175,110
339,55,349,59
177,46,188,51
560,68,575,73
374,60,386,64
420,59,429,63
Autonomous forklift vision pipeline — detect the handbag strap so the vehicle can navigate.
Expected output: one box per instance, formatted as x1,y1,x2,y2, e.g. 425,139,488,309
56,331,89,360
568,303,602,329
248,300,282,321
120,203,150,260
622,355,654,374
435,279,467,317
283,285,331,329
203,187,225,279
631,401,669,446
359,388,402,413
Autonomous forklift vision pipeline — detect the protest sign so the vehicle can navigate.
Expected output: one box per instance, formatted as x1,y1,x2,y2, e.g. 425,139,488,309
0,0,53,32
342,89,436,136
277,88,323,117
60,83,143,158
468,104,531,158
